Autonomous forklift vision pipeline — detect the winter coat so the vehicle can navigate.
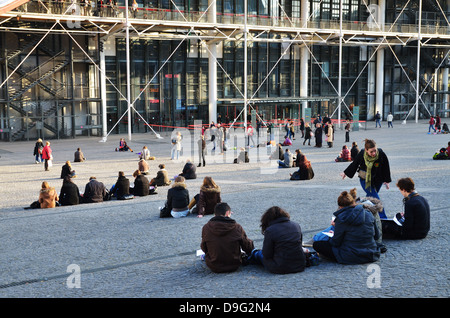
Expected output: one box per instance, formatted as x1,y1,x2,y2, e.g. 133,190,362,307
33,141,44,156
133,174,149,196
330,205,380,264
401,193,430,239
180,162,197,179
166,182,190,212
304,127,312,140
114,175,130,199
315,127,322,143
41,145,52,160
201,216,254,273
74,150,85,162
197,185,221,216
39,187,59,208
60,164,75,179
152,169,171,186
59,182,80,206
344,148,392,185
83,179,106,203
261,217,306,274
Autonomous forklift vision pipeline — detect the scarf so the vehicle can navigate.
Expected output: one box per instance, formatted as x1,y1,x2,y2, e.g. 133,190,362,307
363,150,379,189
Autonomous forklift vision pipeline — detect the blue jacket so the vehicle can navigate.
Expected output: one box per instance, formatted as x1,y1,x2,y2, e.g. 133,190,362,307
330,205,380,264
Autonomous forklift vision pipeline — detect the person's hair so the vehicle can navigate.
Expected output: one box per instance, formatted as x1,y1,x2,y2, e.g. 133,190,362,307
202,176,218,189
41,181,50,189
297,154,311,169
260,206,290,234
63,176,73,184
37,138,42,142
337,191,356,207
342,145,348,150
364,139,376,150
89,176,96,180
174,176,185,183
448,141,450,146
396,177,415,193
349,188,357,200
133,170,141,177
159,164,165,169
118,171,125,177
77,148,81,151
65,160,71,166
46,141,50,145
352,141,357,147
214,202,231,216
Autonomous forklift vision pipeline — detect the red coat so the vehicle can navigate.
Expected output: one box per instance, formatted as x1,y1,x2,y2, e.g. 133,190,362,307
42,145,52,160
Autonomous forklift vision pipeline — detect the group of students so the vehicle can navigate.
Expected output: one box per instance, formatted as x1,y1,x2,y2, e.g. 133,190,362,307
199,139,430,274
428,115,449,134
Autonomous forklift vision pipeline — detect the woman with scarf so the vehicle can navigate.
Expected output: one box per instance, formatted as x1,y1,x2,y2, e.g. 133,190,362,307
340,139,391,219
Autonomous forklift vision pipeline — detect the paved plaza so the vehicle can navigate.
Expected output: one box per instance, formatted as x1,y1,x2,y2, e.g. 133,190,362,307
0,120,449,302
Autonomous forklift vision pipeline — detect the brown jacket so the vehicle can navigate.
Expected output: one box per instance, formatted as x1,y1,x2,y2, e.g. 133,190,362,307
39,187,59,208
201,216,254,273
197,185,221,216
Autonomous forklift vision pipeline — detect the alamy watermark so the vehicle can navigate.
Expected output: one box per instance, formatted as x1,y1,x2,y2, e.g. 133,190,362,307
66,264,81,289
366,264,381,288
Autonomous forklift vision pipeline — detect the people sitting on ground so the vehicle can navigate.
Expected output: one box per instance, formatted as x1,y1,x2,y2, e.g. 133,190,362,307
60,161,76,179
294,149,302,167
282,136,292,146
110,171,133,200
138,146,151,160
200,202,254,273
116,138,133,152
59,176,80,206
442,123,449,133
149,164,171,187
290,153,314,180
381,177,430,240
350,141,359,161
269,143,284,160
81,176,106,203
246,206,306,274
233,148,249,164
278,148,294,168
160,176,190,218
433,147,449,160
74,147,86,162
179,159,197,180
189,176,221,218
130,170,150,196
38,181,59,209
335,145,352,162
138,158,150,175
312,190,380,264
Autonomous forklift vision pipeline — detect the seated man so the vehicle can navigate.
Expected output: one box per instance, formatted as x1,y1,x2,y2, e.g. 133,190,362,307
381,177,430,239
200,202,254,273
74,147,86,162
278,148,293,168
81,176,106,203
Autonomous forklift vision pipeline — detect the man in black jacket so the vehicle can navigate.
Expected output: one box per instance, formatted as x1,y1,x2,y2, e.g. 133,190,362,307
112,171,131,200
382,178,430,239
81,176,106,203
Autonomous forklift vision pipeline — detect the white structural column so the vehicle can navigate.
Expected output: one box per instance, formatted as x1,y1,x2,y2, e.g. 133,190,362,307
375,0,385,120
443,65,449,116
208,0,217,125
99,41,108,138
300,0,309,119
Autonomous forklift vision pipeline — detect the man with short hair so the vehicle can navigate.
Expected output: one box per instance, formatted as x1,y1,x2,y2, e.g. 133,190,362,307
381,177,430,239
200,202,254,273
82,176,106,203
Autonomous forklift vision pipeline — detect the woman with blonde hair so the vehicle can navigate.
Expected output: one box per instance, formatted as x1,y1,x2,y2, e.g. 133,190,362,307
39,181,59,209
189,176,221,218
312,190,380,264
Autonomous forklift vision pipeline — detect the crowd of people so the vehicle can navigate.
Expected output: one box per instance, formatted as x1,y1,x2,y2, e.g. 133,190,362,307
25,117,435,276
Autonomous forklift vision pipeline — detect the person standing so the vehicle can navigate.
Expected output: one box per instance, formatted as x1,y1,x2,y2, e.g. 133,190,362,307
344,120,351,142
248,206,306,274
340,139,391,219
246,124,255,147
381,177,430,240
198,135,206,167
326,123,334,148
314,123,322,147
33,138,44,163
428,116,436,133
387,112,393,128
299,118,305,138
41,141,53,171
171,131,182,160
435,115,441,133
303,123,312,146
200,202,254,273
375,111,381,128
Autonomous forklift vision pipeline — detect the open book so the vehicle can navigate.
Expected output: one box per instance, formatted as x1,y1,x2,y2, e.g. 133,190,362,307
393,213,405,226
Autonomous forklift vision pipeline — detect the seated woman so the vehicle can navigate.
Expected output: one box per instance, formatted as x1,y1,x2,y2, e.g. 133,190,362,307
312,190,380,264
116,138,133,152
163,176,190,218
130,170,149,196
179,159,197,179
39,181,59,209
138,159,150,175
149,164,171,187
189,176,221,218
139,146,151,160
290,154,314,180
233,148,249,163
247,206,306,274
335,145,352,162
60,161,76,179
281,136,292,146
59,176,80,206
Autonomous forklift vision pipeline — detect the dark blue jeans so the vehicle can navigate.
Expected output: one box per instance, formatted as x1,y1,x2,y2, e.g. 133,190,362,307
359,179,387,219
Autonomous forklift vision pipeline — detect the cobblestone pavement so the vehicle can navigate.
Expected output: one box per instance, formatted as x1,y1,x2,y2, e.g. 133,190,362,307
0,120,449,302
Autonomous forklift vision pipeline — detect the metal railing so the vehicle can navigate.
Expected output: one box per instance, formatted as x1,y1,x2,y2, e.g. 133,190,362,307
9,1,450,36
